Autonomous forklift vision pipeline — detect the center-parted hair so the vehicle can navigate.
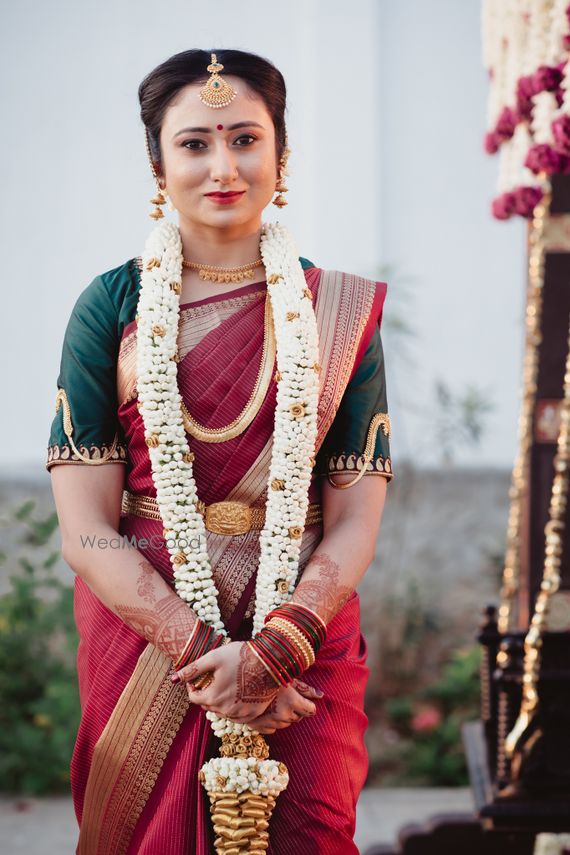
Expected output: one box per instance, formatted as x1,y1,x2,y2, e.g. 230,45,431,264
138,49,288,175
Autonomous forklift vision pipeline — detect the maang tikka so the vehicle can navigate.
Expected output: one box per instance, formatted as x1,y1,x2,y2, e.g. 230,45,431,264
198,53,237,109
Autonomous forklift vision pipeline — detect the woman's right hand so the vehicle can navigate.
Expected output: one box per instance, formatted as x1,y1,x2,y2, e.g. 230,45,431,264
243,679,324,734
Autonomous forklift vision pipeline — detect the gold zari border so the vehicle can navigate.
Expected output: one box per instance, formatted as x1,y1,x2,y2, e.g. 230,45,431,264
325,453,393,480
77,644,189,855
46,443,127,470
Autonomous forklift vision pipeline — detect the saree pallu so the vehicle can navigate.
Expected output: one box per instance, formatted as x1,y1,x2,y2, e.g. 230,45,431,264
72,265,386,854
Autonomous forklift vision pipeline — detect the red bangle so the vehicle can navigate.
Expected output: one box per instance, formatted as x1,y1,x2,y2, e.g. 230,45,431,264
172,619,223,671
264,602,327,653
262,626,305,676
251,634,293,685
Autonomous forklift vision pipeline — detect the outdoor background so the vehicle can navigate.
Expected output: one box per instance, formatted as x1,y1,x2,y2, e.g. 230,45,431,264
0,0,522,851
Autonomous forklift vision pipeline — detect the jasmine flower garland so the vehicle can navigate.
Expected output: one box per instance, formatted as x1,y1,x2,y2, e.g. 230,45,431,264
135,219,320,806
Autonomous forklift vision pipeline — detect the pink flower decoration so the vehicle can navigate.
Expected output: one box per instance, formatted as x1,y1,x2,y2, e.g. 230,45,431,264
411,707,442,733
513,185,544,217
552,114,570,155
516,75,535,120
491,191,516,220
533,64,562,92
484,132,499,154
525,143,566,174
496,106,516,141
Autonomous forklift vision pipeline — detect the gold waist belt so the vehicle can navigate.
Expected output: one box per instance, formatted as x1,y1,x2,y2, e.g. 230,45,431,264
121,489,323,536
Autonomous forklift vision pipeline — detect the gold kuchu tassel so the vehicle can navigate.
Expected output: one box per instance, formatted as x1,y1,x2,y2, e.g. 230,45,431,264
200,732,288,853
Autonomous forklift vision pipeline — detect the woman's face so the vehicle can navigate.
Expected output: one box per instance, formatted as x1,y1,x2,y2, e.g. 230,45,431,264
157,77,279,231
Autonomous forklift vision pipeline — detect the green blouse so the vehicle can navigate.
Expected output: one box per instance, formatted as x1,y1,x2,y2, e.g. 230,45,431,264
46,257,393,485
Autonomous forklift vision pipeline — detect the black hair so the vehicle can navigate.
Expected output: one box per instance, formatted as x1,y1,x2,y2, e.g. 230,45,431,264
138,48,287,176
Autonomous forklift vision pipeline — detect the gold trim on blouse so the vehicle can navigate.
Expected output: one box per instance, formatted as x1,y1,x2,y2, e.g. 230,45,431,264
327,412,392,489
47,388,125,468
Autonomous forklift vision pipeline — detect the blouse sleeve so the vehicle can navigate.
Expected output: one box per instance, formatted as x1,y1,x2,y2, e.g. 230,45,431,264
314,325,393,488
46,274,128,472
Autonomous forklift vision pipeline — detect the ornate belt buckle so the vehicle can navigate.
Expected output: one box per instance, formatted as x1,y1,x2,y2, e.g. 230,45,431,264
204,501,252,536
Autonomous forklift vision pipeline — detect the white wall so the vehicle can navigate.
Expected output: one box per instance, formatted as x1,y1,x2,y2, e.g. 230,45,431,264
0,0,523,475
378,0,526,468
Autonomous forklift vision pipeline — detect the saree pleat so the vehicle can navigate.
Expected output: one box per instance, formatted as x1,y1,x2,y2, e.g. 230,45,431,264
73,267,383,854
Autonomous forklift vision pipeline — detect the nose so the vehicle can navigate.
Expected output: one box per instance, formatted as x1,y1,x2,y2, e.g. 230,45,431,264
209,141,238,185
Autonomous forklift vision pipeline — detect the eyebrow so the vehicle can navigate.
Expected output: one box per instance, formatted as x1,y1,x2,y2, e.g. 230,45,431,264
172,121,265,140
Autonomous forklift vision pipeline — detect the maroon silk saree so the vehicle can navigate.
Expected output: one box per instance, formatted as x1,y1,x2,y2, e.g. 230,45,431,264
72,265,387,854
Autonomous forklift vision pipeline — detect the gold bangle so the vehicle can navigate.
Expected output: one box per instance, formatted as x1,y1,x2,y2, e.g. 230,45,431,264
265,617,315,670
266,617,314,664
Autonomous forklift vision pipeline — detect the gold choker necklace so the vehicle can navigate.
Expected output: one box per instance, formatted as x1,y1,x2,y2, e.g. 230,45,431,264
182,256,265,284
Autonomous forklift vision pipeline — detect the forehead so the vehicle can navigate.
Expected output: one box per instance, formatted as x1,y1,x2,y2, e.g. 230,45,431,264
162,76,271,132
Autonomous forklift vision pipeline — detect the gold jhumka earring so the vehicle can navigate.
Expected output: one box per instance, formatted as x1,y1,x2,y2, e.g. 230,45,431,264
272,130,291,208
144,128,177,218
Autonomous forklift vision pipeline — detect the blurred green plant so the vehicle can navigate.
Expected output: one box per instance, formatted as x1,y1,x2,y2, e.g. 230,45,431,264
400,645,481,785
366,575,482,786
0,499,80,794
374,645,481,786
434,379,495,465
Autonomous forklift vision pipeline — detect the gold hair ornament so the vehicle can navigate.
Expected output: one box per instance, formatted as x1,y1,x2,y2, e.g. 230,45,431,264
199,53,237,109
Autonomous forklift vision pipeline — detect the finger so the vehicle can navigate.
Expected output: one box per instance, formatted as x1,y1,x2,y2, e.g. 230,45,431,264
286,689,317,717
293,680,324,699
295,698,317,717
171,650,219,683
185,684,214,708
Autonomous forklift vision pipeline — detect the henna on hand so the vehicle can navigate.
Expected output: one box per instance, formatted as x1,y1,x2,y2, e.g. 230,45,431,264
136,558,157,604
114,591,196,661
235,642,279,704
178,663,200,681
293,679,324,699
292,552,353,624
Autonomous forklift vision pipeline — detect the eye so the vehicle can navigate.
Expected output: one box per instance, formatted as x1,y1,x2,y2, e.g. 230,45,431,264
182,139,206,150
234,134,257,146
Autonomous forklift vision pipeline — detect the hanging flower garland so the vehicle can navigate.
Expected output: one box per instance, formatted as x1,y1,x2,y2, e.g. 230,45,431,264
135,218,321,845
482,0,570,218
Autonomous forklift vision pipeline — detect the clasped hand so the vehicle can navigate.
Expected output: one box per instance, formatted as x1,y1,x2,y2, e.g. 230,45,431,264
171,640,323,734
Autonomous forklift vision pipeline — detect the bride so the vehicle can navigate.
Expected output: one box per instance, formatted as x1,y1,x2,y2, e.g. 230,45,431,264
47,48,393,855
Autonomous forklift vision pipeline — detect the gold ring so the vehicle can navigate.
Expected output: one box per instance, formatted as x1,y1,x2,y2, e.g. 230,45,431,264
191,672,214,690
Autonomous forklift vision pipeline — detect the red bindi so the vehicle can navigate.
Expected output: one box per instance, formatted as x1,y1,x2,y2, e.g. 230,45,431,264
216,124,224,130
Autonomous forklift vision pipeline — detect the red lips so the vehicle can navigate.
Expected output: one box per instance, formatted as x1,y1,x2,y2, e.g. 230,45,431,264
205,191,245,198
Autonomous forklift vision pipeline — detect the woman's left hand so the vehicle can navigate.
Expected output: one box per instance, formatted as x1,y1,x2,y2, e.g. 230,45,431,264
244,679,323,734
171,640,280,723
